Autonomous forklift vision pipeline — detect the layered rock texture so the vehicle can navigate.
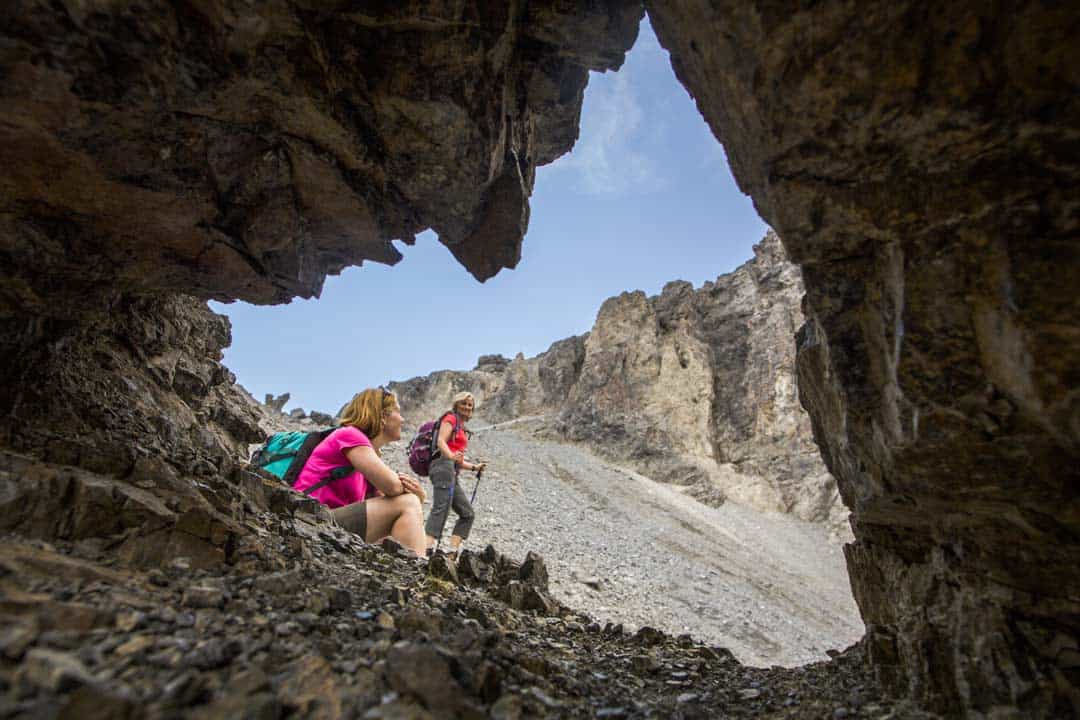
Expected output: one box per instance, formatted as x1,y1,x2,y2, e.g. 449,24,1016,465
645,2,1080,715
1,1,1077,717
392,232,845,528
1,0,641,317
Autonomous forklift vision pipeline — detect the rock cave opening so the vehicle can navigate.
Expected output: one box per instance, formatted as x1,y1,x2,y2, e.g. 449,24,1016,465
1,2,1075,717
211,15,860,668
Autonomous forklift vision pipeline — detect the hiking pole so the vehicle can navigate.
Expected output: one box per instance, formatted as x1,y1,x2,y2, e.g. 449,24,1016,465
470,466,484,504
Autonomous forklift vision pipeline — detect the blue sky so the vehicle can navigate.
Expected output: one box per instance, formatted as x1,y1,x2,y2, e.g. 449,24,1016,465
212,19,767,415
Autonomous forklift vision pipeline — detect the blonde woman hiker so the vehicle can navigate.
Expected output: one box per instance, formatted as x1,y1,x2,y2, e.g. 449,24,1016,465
291,388,428,556
424,391,486,559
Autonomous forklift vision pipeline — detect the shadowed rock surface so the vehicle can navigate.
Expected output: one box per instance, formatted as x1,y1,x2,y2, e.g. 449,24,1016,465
1,0,641,314
646,2,1080,714
392,231,845,528
1,1,1077,716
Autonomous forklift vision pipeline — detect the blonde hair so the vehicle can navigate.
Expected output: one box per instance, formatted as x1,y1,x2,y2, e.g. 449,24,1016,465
338,388,398,439
451,391,475,414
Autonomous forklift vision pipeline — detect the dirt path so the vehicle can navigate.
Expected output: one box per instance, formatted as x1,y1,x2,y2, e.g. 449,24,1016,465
404,420,864,668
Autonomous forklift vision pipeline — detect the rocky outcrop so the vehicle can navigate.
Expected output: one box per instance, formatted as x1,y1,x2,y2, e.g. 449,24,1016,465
561,232,838,522
394,232,843,527
1,1,1077,716
1,0,641,319
390,335,588,430
647,2,1080,715
0,295,263,485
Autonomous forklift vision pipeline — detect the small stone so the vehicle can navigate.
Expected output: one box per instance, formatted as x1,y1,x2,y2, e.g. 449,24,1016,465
376,612,395,630
380,537,405,555
524,687,559,708
327,587,352,612
490,693,524,720
114,610,146,633
113,635,154,657
175,612,196,628
168,557,191,574
738,688,761,700
183,586,226,609
0,622,38,660
596,708,628,719
59,683,136,720
833,708,850,719
23,649,93,692
676,693,699,704
428,554,460,585
253,570,304,595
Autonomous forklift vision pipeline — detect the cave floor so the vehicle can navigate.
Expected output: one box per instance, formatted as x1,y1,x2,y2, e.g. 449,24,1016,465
0,521,930,718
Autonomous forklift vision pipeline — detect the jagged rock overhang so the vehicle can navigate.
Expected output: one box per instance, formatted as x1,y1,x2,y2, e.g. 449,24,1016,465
0,1,643,318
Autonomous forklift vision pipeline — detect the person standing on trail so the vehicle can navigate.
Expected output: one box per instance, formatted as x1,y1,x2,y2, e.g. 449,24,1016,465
425,391,486,558
293,388,428,556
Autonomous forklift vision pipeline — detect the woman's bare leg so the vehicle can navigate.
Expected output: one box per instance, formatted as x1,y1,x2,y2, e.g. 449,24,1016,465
364,494,426,555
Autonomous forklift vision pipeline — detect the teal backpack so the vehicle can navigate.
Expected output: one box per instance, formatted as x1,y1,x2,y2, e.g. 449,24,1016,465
250,428,353,496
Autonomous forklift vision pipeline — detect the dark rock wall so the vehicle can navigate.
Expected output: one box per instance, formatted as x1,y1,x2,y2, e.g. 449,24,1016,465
1,0,642,316
648,1,1079,714
0,296,263,480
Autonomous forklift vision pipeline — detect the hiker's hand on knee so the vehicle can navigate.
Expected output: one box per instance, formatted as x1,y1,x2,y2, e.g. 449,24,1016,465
399,473,425,502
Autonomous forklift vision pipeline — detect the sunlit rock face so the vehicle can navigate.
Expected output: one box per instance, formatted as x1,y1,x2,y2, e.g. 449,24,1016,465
0,0,642,317
392,233,844,527
558,232,842,524
648,1,1079,714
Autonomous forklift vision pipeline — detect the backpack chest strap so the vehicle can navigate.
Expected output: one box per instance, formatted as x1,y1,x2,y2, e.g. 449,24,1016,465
301,465,355,496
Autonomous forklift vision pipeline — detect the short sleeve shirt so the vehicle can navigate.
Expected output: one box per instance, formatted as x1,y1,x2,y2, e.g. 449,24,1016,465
442,414,468,455
292,426,372,509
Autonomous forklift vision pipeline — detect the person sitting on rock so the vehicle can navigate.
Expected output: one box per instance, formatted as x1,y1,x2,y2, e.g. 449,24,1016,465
425,391,486,559
293,387,427,556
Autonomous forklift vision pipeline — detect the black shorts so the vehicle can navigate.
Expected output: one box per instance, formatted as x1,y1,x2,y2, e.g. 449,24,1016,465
331,501,368,540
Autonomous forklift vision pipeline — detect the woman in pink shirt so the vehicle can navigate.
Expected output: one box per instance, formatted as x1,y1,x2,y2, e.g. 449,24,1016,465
292,387,427,556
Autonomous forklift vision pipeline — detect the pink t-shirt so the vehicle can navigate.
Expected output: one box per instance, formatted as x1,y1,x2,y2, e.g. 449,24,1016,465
292,426,373,509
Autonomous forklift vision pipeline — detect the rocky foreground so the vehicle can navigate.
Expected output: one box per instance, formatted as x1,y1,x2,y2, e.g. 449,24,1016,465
0,511,921,720
0,407,934,719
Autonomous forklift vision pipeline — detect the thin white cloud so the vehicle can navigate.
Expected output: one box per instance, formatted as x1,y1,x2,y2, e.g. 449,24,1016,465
547,68,666,196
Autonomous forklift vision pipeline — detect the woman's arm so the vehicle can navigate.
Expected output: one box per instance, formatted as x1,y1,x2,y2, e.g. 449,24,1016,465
436,419,464,463
342,445,404,496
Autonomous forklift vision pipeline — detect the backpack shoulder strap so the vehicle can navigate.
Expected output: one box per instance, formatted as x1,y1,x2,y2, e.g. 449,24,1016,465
282,427,338,487
431,411,457,456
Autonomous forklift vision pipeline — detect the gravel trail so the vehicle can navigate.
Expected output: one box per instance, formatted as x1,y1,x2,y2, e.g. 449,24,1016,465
403,418,864,668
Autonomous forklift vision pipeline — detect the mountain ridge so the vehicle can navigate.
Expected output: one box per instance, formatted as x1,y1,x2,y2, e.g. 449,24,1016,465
389,231,846,530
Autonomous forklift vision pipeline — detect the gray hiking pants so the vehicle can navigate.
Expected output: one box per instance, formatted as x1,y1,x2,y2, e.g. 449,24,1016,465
425,457,475,541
